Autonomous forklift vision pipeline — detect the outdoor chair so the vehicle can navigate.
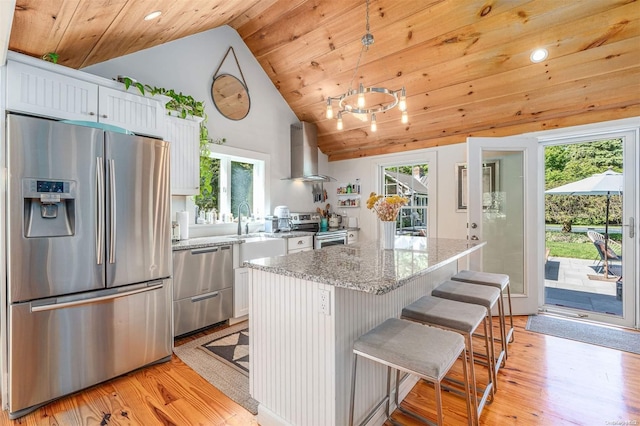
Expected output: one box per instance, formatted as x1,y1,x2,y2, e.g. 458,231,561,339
587,230,622,274
592,240,622,276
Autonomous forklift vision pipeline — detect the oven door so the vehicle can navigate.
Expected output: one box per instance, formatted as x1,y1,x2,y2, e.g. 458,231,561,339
314,234,347,249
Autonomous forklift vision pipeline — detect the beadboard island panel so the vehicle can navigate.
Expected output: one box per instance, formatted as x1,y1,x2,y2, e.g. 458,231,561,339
247,237,484,425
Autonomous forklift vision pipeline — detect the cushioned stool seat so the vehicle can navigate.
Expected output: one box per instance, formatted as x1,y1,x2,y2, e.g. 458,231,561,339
452,270,515,349
349,318,473,426
402,295,494,422
431,280,505,384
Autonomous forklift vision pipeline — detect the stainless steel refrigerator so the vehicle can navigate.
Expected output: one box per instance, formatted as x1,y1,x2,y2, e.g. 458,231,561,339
5,114,172,419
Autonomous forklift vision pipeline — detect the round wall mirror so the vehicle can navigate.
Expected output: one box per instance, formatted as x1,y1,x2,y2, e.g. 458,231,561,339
211,74,250,120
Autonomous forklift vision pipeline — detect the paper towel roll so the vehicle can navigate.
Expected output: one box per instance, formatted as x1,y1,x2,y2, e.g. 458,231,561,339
177,211,189,240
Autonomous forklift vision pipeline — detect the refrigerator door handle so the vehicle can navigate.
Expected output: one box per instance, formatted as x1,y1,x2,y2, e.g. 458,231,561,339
30,283,164,313
109,159,116,264
96,157,104,265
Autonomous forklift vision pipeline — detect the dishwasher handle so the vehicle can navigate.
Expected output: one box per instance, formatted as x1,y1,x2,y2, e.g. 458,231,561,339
31,283,164,312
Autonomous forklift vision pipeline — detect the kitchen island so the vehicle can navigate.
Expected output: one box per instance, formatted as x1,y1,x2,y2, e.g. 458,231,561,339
245,236,485,426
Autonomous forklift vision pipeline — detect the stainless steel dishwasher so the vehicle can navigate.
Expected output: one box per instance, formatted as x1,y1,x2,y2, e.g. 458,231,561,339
172,245,233,336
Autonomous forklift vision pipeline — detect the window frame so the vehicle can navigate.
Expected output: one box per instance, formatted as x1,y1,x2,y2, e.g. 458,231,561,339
206,144,270,221
373,151,437,239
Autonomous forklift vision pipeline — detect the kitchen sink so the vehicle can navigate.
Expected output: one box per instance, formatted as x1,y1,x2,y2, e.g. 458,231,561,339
236,235,286,263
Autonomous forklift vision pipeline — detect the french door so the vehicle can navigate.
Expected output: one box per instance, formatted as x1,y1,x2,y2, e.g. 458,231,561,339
468,126,637,327
467,137,540,315
538,129,637,328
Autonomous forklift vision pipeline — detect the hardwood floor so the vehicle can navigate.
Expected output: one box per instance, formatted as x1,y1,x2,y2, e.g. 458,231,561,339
1,316,638,425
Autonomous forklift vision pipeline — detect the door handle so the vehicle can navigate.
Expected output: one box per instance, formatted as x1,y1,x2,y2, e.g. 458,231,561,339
470,235,479,241
623,217,635,238
96,157,104,265
109,159,116,264
31,283,164,312
470,223,478,229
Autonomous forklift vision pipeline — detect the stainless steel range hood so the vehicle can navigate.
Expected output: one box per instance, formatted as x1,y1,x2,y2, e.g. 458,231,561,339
286,121,335,182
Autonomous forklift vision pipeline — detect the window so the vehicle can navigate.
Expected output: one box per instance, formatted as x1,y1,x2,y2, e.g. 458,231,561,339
195,146,268,223
381,163,429,235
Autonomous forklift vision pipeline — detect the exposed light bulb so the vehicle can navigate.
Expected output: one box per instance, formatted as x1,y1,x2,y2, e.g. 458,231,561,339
370,113,377,132
398,87,407,111
401,110,408,124
326,99,333,119
337,113,343,131
357,83,365,108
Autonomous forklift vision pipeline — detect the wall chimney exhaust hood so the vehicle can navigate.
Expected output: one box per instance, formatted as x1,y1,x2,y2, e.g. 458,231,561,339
286,121,335,182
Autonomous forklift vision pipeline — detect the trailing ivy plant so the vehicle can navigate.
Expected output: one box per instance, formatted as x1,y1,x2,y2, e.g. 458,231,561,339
117,77,227,215
42,52,59,64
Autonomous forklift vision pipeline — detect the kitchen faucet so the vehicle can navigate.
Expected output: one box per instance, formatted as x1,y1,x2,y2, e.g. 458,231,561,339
237,201,251,235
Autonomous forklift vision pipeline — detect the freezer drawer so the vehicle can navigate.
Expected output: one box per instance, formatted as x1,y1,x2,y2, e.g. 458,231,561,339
173,287,233,337
173,245,233,300
8,279,172,418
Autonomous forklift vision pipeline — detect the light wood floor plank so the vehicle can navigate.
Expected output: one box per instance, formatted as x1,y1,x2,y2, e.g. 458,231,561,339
0,316,638,425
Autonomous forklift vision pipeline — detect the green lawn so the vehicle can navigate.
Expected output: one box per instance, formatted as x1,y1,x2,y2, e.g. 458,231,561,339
546,241,598,260
545,231,603,260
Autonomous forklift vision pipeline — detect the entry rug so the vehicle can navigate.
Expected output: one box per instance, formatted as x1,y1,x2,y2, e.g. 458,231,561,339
173,322,258,415
526,314,640,355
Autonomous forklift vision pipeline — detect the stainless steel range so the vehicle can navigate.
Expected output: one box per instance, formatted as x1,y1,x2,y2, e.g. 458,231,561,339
290,212,348,249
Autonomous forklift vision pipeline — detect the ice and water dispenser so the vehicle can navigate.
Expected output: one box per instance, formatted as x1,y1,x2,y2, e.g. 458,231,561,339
22,178,76,238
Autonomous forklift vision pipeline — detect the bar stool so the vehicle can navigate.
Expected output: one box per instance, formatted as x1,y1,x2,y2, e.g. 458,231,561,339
431,280,505,382
452,270,514,352
349,318,473,426
402,295,494,423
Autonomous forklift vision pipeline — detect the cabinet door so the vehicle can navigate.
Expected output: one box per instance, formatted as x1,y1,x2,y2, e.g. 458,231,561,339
166,115,200,195
7,61,99,121
287,236,312,253
234,267,249,318
98,86,164,138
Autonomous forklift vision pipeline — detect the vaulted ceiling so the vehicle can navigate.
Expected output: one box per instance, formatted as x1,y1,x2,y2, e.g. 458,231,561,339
8,0,640,161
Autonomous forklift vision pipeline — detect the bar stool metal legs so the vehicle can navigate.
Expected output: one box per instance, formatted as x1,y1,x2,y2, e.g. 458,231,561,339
452,270,515,347
349,318,474,426
431,280,505,385
401,295,495,423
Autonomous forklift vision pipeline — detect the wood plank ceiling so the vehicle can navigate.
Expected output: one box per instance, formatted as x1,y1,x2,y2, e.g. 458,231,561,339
8,0,640,161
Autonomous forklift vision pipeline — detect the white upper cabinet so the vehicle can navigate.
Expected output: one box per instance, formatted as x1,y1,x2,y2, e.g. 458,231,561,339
165,115,200,195
98,86,164,138
7,60,99,122
6,56,165,139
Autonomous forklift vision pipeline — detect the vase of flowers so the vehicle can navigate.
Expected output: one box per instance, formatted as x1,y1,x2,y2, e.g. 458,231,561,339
366,192,408,249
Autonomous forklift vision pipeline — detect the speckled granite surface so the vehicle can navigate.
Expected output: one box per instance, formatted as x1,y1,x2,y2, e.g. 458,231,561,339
171,231,315,251
246,236,485,295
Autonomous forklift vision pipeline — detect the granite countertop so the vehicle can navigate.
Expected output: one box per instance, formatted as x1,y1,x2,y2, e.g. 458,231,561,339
172,231,316,251
245,236,485,295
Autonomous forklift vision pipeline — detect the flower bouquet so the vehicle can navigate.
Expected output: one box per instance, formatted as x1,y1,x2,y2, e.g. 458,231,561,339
366,192,408,249
366,192,408,221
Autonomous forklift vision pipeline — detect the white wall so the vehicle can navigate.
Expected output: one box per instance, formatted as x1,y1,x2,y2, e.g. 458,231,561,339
83,25,468,240
83,25,328,228
327,144,468,242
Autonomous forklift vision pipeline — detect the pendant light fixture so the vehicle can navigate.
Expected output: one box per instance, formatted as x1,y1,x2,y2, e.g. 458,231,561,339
325,0,407,132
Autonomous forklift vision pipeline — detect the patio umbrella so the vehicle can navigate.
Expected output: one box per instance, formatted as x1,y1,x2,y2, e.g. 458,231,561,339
545,168,623,277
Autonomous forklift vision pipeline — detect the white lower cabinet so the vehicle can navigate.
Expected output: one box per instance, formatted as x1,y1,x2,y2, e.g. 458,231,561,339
166,115,200,195
287,236,313,253
234,267,249,318
347,229,359,244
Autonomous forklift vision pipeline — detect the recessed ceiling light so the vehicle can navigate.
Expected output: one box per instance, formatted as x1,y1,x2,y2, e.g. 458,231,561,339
530,48,548,63
144,10,162,21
